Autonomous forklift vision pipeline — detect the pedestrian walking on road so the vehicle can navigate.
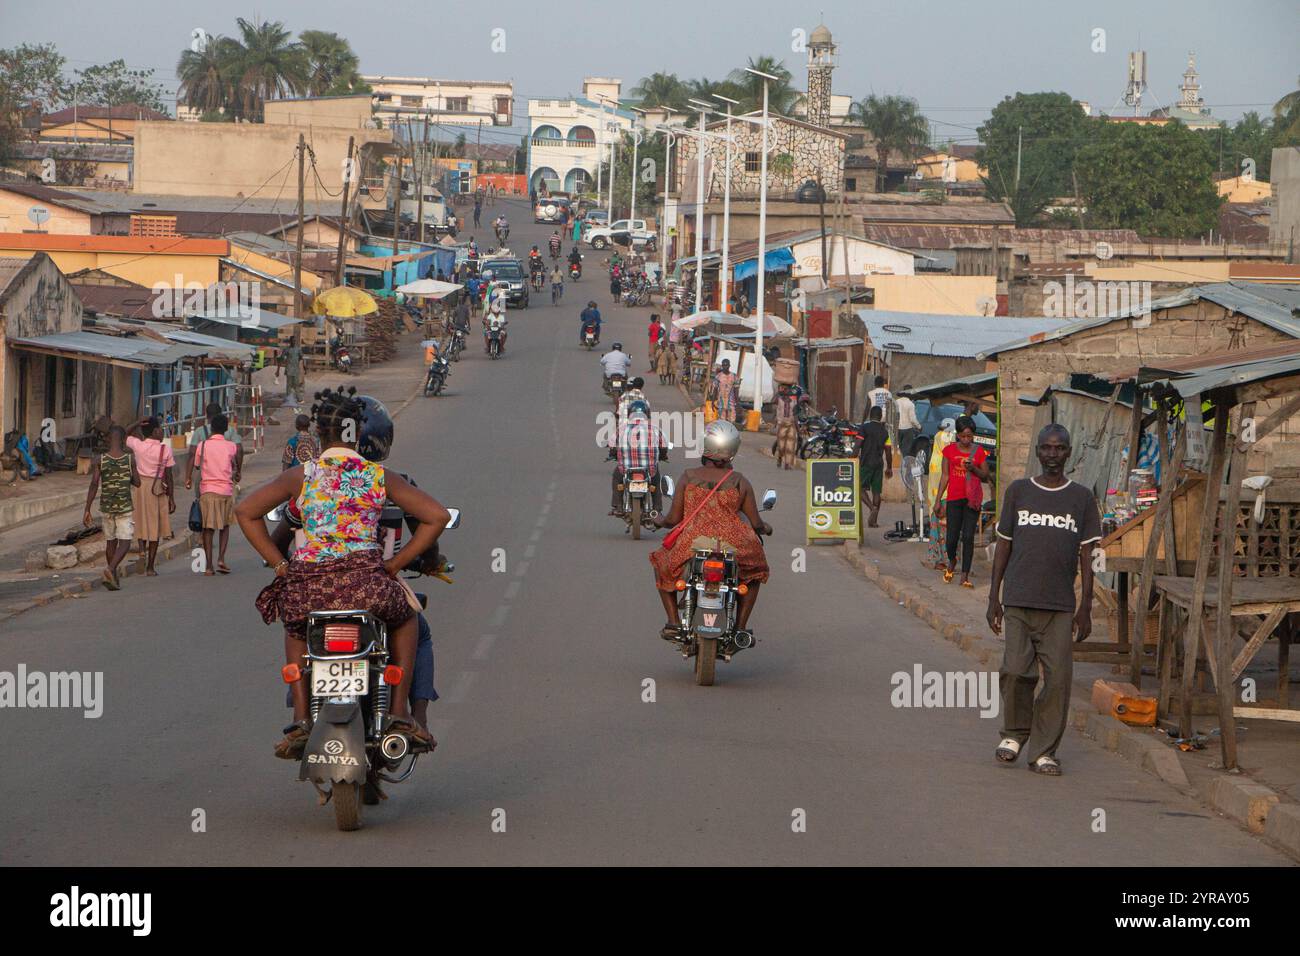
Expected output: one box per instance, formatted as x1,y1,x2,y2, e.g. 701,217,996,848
281,414,319,470
932,415,990,587
858,407,892,527
83,424,139,590
773,383,804,469
187,413,240,575
278,344,306,407
709,360,738,424
647,314,663,371
125,416,175,576
571,215,582,243
473,201,482,228
988,423,1101,776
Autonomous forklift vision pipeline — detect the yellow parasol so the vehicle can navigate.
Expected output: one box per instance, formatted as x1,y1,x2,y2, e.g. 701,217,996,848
311,285,379,317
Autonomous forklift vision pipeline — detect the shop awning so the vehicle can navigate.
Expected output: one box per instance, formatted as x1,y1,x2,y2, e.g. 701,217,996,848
733,247,796,281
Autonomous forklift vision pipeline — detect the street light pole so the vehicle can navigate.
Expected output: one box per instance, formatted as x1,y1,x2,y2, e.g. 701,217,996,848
607,121,618,220
692,104,707,314
747,67,778,426
629,110,645,226
713,94,739,314
660,107,676,281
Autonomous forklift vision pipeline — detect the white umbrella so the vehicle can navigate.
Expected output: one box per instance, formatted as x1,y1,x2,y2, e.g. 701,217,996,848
733,312,796,337
396,278,463,299
672,310,727,330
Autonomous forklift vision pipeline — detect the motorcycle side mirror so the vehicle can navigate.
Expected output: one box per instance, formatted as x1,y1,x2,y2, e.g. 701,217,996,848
268,503,287,523
445,508,461,530
662,475,676,497
761,489,777,511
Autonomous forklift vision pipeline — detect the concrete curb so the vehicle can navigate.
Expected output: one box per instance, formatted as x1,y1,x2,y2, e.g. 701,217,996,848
837,539,1300,860
0,490,87,530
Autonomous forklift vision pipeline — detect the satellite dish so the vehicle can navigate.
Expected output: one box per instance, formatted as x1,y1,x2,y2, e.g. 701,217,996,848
27,206,50,228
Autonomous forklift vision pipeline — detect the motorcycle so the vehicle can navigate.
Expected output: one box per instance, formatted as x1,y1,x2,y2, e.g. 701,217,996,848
670,489,776,685
333,343,352,374
799,410,860,459
270,500,461,831
604,371,627,404
609,443,671,540
531,269,545,292
582,324,599,350
569,260,582,281
486,320,504,360
423,352,450,397
447,328,466,362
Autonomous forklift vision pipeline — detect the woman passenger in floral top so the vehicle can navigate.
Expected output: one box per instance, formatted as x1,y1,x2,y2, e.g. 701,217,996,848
236,386,451,759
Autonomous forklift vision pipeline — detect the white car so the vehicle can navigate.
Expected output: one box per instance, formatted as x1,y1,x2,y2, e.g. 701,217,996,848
585,218,657,251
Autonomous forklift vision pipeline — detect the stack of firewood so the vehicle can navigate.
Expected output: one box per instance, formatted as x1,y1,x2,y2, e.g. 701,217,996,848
364,299,402,363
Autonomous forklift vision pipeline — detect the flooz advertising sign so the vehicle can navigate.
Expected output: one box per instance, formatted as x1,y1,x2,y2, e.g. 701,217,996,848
806,458,860,542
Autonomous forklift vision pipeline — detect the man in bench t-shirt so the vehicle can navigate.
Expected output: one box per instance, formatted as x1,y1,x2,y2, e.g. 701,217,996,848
987,423,1101,776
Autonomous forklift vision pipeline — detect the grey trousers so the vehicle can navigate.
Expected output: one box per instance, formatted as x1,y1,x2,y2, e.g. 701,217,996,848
999,605,1074,763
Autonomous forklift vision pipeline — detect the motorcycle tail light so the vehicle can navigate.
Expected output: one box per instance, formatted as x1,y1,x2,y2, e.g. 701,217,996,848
632,472,646,481
323,624,361,653
737,584,749,595
281,663,302,684
383,665,404,685
702,560,726,583
675,579,686,591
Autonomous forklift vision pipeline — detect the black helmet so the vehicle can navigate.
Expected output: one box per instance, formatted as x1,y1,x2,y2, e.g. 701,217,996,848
356,395,394,462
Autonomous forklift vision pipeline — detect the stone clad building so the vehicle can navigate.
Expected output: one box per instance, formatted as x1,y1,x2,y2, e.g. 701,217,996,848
673,114,848,202
982,283,1300,487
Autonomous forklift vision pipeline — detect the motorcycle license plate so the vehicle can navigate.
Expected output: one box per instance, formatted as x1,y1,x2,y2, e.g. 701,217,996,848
629,481,649,493
695,604,725,636
312,660,368,697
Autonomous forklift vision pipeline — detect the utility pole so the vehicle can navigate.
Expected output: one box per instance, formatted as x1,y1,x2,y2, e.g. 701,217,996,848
335,135,355,286
293,133,306,348
1014,126,1023,195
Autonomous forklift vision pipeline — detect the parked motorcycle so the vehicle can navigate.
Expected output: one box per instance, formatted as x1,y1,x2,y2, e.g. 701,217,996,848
669,489,775,685
270,500,461,831
333,343,353,374
799,411,860,459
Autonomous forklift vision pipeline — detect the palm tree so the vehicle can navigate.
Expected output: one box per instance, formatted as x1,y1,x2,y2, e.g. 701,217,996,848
728,56,799,115
631,72,688,111
848,94,930,192
232,17,307,121
300,30,366,96
1275,76,1300,142
176,36,235,116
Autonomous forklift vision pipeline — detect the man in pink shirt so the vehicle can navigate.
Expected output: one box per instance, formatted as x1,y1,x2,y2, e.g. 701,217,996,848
185,413,241,575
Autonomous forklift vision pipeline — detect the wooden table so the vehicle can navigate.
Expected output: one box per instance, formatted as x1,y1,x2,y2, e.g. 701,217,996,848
1155,574,1298,717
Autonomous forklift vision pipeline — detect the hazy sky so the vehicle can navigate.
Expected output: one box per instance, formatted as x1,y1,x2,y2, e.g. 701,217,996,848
4,0,1297,146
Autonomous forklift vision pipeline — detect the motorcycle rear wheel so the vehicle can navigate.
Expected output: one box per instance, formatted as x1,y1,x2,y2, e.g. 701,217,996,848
333,781,362,831
630,498,643,540
694,636,717,686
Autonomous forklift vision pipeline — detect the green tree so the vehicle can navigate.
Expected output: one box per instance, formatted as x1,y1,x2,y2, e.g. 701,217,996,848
231,17,308,120
976,91,1094,225
596,129,666,218
728,56,799,114
72,59,168,113
631,72,689,111
177,35,241,117
0,43,71,165
1274,76,1300,142
1076,121,1221,237
299,30,368,96
1211,111,1278,181
848,94,929,192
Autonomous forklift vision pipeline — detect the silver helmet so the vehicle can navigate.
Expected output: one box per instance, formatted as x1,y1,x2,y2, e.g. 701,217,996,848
701,420,741,463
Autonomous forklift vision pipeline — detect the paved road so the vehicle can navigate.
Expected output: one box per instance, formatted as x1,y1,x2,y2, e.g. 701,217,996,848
0,201,1289,865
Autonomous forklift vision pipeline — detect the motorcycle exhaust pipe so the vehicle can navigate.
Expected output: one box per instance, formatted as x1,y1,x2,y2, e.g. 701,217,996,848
732,630,755,650
381,733,410,761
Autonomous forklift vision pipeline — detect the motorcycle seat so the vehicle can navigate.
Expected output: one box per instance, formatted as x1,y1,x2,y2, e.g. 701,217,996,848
692,536,737,556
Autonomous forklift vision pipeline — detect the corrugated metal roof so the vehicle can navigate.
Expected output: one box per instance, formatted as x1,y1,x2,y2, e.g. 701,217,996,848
11,141,134,162
8,331,205,365
1152,353,1300,399
907,371,999,400
861,309,1073,358
978,282,1300,359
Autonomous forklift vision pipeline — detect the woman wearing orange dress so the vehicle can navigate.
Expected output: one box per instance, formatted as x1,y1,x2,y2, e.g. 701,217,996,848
651,421,772,644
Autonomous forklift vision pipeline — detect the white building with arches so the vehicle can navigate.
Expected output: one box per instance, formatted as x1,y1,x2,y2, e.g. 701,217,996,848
527,78,635,196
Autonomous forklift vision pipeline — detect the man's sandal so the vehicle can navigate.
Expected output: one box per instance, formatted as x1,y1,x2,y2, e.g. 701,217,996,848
995,738,1021,763
274,720,312,760
943,569,955,583
1029,755,1062,776
386,716,435,753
